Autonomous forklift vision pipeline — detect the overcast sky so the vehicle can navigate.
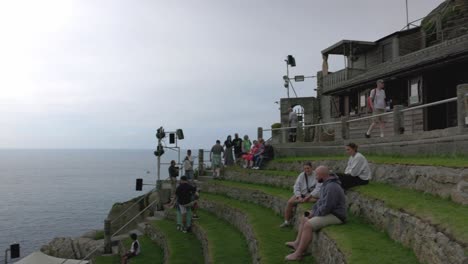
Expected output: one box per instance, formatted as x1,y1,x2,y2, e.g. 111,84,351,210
0,0,443,149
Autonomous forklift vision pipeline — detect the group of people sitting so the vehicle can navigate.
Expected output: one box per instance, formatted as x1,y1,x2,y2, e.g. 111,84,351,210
210,134,275,177
281,142,371,261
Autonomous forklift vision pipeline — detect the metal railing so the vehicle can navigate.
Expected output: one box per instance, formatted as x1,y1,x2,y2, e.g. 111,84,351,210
262,96,459,141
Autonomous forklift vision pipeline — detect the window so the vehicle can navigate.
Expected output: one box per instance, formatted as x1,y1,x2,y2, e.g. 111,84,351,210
408,77,422,105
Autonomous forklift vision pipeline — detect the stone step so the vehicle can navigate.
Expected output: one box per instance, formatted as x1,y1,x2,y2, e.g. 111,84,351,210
200,181,419,264
204,177,468,264
164,208,252,264
200,192,314,264
145,218,205,264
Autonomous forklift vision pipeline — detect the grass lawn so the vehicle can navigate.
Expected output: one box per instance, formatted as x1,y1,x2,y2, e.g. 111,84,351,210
355,182,468,243
209,180,292,199
275,154,468,168
196,209,251,263
202,193,314,264
93,255,119,264
151,219,204,264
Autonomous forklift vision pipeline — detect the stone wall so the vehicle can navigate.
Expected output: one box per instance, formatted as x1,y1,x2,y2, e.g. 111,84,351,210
143,222,170,264
347,191,467,264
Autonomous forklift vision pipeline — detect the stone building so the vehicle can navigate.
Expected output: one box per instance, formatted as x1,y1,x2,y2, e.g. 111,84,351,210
315,0,468,138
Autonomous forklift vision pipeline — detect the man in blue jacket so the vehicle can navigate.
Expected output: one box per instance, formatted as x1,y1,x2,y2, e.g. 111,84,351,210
285,166,346,261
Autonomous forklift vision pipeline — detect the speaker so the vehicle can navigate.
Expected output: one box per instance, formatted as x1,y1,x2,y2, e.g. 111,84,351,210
176,129,184,140
287,55,296,67
10,244,20,258
169,133,175,144
136,178,143,191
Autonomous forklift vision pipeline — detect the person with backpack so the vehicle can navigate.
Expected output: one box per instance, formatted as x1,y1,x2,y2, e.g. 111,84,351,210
175,176,197,233
365,79,386,138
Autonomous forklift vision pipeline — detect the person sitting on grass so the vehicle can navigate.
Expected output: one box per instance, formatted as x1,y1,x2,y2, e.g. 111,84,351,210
335,142,371,190
176,176,197,233
121,233,140,264
285,166,346,261
280,162,322,228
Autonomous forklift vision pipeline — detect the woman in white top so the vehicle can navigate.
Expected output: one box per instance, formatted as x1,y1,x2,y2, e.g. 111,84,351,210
280,162,322,227
336,143,371,190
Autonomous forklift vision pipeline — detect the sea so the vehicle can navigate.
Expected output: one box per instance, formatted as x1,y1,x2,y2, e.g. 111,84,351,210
0,149,183,262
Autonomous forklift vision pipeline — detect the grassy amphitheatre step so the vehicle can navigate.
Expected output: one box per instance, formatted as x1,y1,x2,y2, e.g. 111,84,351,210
215,172,468,264
163,207,252,264
202,180,419,264
146,219,204,264
93,235,164,264
200,193,314,264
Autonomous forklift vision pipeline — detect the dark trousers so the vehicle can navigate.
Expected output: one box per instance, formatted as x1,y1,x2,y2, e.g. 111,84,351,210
335,173,369,190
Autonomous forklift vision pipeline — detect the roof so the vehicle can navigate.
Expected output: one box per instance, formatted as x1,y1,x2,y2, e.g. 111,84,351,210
15,251,89,264
321,40,376,56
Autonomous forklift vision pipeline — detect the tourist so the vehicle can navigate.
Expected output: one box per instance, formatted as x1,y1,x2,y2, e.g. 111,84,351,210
252,138,265,169
183,150,194,181
168,160,179,198
223,135,234,166
288,107,298,142
210,140,224,179
285,166,346,261
335,143,371,190
241,135,252,155
365,79,386,138
121,233,140,264
176,176,197,233
242,140,258,169
254,141,275,169
232,133,243,164
280,162,321,227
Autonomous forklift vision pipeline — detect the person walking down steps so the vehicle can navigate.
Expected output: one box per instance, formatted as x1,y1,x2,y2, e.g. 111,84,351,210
365,79,386,138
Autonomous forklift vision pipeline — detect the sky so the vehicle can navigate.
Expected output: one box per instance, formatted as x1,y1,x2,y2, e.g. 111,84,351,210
0,0,443,149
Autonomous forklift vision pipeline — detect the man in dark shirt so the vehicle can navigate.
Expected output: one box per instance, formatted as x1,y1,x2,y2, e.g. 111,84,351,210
232,133,243,161
168,160,179,198
176,176,197,233
285,166,346,261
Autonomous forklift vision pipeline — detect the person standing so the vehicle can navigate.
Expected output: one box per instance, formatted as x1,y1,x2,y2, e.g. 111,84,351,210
285,166,346,261
232,133,243,164
210,140,224,179
366,79,386,138
288,107,298,142
223,135,234,166
280,162,321,227
241,135,252,155
168,160,179,198
335,143,371,190
183,150,194,181
176,176,197,233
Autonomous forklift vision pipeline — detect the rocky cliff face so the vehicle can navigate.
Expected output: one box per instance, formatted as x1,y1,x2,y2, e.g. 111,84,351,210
40,230,104,260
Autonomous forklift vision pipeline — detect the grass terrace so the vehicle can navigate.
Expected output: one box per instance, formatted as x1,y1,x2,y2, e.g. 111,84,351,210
275,154,468,168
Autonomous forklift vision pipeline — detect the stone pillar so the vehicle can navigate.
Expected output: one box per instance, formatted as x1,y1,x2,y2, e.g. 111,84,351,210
257,127,263,140
281,129,288,143
393,105,404,135
457,84,468,133
340,117,349,140
198,149,204,177
104,218,111,254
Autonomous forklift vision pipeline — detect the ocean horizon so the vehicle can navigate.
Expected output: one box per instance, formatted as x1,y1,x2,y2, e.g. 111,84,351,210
0,149,184,262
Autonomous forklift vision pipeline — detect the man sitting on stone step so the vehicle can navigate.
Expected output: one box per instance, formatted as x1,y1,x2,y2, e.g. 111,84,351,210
280,162,321,228
285,166,346,261
335,142,371,190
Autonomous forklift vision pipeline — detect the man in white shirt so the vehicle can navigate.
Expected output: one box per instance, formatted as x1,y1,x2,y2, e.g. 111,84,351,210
280,162,322,227
288,107,298,142
335,143,371,190
366,79,386,138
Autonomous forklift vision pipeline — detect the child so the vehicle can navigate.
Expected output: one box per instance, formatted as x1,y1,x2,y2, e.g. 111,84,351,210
121,233,140,264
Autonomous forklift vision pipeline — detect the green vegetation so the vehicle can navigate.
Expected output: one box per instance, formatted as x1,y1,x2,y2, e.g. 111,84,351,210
229,166,298,177
94,230,104,240
196,209,251,263
202,193,314,264
275,154,468,168
355,182,468,243
151,219,204,264
93,235,163,264
327,215,419,264
209,179,292,199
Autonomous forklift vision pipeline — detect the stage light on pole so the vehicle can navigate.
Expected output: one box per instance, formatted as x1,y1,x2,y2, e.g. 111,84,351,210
294,75,305,82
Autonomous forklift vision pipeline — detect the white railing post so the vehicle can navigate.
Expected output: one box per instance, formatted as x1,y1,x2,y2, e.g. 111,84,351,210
457,84,468,132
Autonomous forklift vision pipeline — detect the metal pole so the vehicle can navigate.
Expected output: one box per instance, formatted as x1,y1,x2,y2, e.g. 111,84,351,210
5,248,10,264
406,0,409,29
286,61,290,98
157,138,161,183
